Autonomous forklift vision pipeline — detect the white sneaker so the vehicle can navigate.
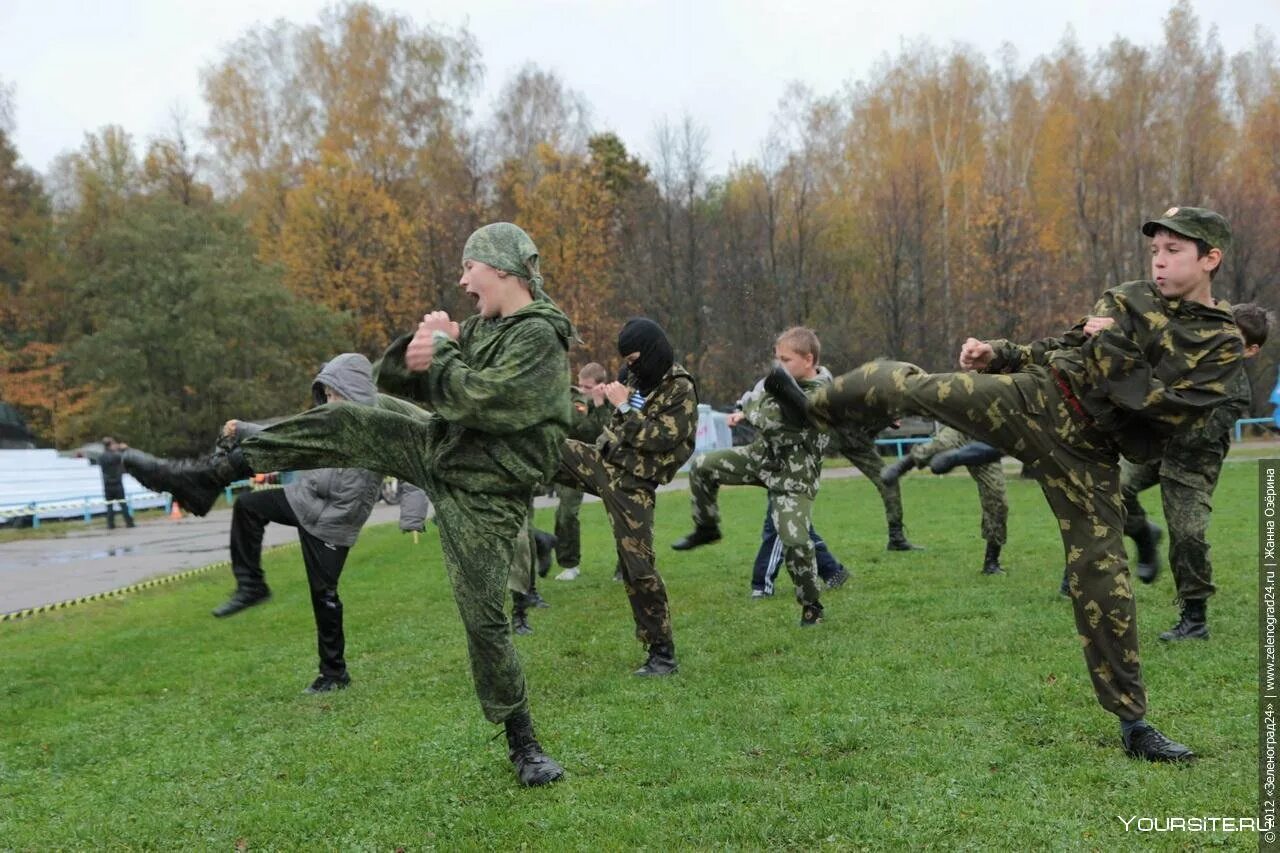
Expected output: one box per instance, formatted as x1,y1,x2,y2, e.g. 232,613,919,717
555,567,580,581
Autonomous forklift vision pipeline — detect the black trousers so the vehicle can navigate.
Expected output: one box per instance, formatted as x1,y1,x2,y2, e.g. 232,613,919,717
104,488,134,529
230,488,351,677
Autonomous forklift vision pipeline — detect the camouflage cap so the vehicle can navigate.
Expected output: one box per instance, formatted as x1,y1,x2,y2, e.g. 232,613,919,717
462,222,546,298
1141,206,1232,253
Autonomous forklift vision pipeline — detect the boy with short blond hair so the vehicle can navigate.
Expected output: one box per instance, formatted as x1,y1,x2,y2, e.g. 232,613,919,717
674,326,830,627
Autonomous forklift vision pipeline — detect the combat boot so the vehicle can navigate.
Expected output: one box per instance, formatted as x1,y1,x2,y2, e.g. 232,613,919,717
981,540,1005,575
886,523,922,551
123,447,252,517
928,442,1002,474
672,525,722,551
1121,721,1195,762
1132,522,1163,584
800,601,824,627
763,364,813,428
503,711,565,786
879,455,916,486
1159,599,1208,641
634,642,679,676
511,591,533,635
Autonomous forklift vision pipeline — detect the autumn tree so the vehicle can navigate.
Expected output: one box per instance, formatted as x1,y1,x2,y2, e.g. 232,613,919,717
64,197,348,454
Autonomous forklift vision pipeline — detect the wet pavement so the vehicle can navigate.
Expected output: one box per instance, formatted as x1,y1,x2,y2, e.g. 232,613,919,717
0,504,412,614
0,491,569,615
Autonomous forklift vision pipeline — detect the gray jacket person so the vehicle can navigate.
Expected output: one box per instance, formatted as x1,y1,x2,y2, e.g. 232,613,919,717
215,353,383,694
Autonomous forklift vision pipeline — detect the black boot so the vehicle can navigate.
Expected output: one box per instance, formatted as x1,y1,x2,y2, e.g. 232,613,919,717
123,447,252,517
981,540,1005,575
800,601,824,627
634,642,679,676
511,591,533,635
929,441,1002,474
763,364,814,428
886,523,922,551
672,525,722,551
1059,567,1072,597
503,711,564,786
879,456,916,486
1121,720,1195,762
1159,599,1208,641
534,530,558,578
1132,522,1163,584
211,585,272,618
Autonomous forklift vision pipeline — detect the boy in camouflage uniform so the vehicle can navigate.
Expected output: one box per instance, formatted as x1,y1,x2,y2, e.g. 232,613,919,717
675,327,830,627
554,319,698,675
553,362,613,581
770,207,1242,762
730,371,850,596
880,425,1009,574
1121,302,1269,641
125,223,571,787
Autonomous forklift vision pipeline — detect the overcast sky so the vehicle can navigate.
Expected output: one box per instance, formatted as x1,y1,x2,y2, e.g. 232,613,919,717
2,0,1277,178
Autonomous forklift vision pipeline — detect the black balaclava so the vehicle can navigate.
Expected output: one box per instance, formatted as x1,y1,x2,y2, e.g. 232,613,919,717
617,318,673,395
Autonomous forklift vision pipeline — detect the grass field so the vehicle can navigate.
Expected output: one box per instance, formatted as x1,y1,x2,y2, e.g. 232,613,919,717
1,459,1268,849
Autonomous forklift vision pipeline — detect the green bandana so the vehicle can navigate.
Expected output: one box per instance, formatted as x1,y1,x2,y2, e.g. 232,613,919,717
462,222,547,300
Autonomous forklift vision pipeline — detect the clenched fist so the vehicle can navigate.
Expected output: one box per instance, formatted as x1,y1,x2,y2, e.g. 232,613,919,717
406,311,460,372
958,337,994,371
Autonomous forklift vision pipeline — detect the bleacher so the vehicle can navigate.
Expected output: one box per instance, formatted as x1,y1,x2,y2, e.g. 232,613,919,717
0,449,167,525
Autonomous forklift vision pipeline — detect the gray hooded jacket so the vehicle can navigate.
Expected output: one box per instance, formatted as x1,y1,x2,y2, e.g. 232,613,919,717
236,354,383,547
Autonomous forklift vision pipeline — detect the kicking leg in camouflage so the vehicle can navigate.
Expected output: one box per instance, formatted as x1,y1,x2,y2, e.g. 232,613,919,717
772,358,1193,761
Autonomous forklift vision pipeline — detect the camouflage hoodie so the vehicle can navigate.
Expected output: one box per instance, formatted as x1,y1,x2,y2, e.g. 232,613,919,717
986,280,1242,462
375,299,573,494
742,370,831,497
598,363,698,485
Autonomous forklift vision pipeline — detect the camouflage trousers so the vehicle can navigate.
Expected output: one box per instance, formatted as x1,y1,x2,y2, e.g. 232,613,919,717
239,395,530,724
1121,457,1220,603
507,500,538,596
908,426,1008,545
835,430,905,530
553,486,585,569
688,445,822,607
553,440,673,646
811,361,1145,720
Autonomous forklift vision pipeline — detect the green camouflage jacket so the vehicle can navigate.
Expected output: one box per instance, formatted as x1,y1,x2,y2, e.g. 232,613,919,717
744,372,831,497
569,387,613,444
986,280,1242,462
598,364,698,485
374,300,573,494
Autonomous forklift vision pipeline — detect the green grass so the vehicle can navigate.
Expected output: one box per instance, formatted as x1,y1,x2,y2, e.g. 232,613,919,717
1,460,1269,849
